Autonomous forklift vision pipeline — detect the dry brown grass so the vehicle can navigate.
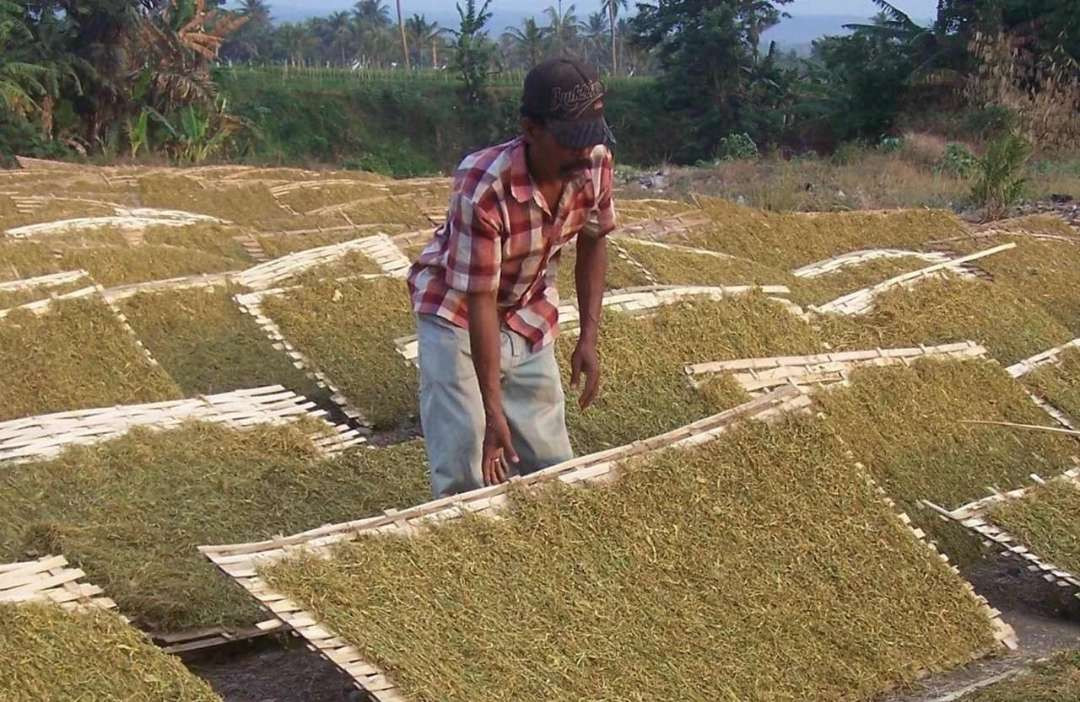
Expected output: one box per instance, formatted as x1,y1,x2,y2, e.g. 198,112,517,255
962,650,1080,701
264,417,999,702
1024,348,1080,423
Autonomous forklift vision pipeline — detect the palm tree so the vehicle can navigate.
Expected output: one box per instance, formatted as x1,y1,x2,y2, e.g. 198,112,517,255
395,0,409,68
601,0,627,75
542,2,578,57
581,12,607,68
503,17,545,69
326,11,353,65
354,0,391,29
0,1,45,119
406,14,442,68
238,0,271,23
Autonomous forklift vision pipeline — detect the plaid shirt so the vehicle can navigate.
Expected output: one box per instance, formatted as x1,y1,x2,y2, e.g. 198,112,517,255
408,137,616,350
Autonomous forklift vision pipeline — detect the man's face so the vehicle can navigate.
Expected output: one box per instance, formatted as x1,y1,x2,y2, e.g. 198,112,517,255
523,118,593,178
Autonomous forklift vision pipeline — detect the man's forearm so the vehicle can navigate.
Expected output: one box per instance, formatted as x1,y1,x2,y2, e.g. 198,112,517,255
575,235,608,343
466,291,504,416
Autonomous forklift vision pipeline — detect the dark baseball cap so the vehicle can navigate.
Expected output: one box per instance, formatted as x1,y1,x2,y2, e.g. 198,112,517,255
522,58,615,149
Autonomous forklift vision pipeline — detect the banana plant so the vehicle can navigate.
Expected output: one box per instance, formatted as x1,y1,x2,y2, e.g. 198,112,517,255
126,107,152,159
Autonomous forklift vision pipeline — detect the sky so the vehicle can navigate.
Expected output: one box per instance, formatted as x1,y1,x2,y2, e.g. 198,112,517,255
253,0,941,36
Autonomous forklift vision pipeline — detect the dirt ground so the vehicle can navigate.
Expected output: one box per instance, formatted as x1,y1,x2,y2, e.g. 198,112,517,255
186,551,1080,702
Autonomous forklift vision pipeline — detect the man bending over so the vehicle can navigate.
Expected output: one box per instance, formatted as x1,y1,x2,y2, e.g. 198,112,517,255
407,58,616,498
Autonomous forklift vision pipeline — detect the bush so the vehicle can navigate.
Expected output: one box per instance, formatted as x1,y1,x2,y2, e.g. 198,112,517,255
971,132,1032,219
960,104,1017,140
714,132,759,161
939,143,978,178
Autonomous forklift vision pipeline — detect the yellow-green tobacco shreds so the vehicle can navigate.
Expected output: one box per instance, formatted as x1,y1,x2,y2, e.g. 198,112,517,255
0,241,64,282
559,295,822,454
684,197,967,268
555,243,654,298
119,286,325,398
54,243,244,287
1024,348,1080,421
261,277,418,429
989,480,1080,576
817,359,1079,564
0,603,222,702
617,238,793,289
0,297,183,422
138,175,293,229
790,256,940,307
817,274,1073,365
0,278,90,310
952,235,1080,337
0,424,430,633
961,649,1080,702
143,223,254,262
263,417,997,702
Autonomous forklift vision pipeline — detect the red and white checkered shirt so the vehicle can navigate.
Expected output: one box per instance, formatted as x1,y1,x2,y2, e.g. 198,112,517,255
408,136,616,350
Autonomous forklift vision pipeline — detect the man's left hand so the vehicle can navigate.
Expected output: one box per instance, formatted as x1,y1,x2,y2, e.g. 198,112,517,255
570,339,601,410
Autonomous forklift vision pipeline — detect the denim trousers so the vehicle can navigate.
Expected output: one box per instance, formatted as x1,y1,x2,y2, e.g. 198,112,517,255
417,313,574,498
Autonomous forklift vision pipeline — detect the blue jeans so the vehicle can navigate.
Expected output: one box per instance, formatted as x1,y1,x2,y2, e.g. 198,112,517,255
417,313,574,498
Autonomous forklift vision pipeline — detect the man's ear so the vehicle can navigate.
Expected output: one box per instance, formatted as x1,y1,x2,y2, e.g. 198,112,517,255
520,116,540,144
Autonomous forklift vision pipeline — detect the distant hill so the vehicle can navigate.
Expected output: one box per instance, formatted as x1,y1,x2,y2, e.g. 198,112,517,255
763,13,864,50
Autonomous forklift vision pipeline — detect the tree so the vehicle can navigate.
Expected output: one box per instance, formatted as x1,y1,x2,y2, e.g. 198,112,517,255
581,13,608,67
395,0,409,68
601,0,627,75
450,0,494,105
406,14,443,68
632,0,794,158
503,17,546,69
354,0,391,29
542,2,578,56
0,1,46,119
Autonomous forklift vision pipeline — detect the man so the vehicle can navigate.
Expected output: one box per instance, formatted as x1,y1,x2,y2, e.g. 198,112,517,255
407,58,616,498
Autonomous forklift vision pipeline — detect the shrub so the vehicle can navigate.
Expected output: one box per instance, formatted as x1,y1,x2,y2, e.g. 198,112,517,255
939,143,978,179
971,132,1032,219
714,132,759,161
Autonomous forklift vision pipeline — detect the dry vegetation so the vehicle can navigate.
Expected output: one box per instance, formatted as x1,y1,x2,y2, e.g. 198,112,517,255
0,603,221,702
264,418,998,702
0,296,182,421
260,276,418,429
0,423,429,632
119,285,324,397
988,479,1080,577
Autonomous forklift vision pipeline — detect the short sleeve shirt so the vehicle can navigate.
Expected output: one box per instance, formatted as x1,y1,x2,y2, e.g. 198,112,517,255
407,137,616,350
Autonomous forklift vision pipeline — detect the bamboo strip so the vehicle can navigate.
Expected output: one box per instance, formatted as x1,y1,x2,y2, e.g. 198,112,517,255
0,386,364,464
925,468,1080,595
1006,338,1080,378
813,243,1017,316
791,249,954,278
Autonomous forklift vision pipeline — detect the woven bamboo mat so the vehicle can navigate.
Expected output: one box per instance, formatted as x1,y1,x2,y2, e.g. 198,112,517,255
201,386,1018,700
233,287,369,426
791,248,955,278
926,468,1080,596
0,555,117,612
235,234,410,290
813,243,1016,315
0,270,91,295
1006,338,1080,378
394,284,799,365
686,341,988,393
200,388,822,701
0,385,364,465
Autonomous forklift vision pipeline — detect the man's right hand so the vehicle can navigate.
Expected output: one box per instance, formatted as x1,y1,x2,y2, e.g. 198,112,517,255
482,410,518,486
